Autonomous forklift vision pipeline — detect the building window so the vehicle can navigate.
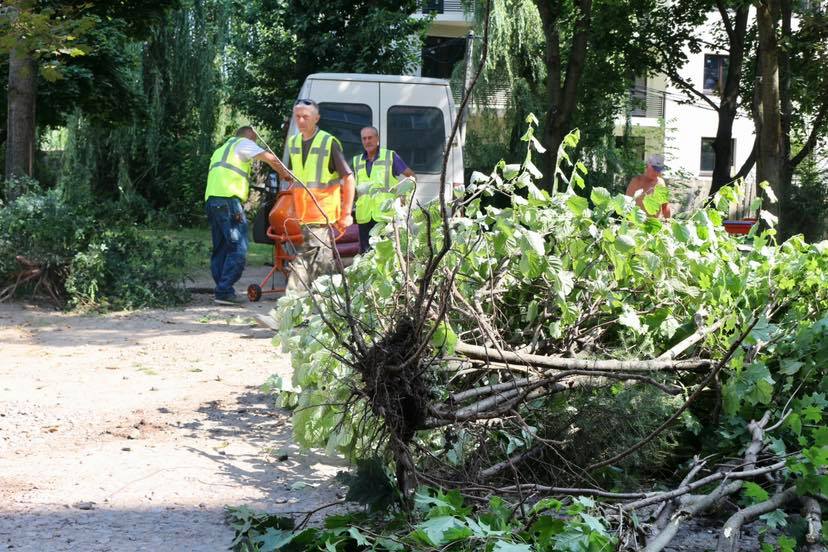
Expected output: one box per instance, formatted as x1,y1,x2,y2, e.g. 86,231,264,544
387,106,445,174
700,137,736,173
318,103,373,161
703,54,728,94
421,36,466,79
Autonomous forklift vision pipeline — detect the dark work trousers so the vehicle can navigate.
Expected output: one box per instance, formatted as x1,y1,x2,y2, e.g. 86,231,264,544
205,196,248,299
358,220,376,253
285,225,336,293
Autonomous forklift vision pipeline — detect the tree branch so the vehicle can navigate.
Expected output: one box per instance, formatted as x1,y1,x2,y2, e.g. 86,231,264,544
454,342,712,372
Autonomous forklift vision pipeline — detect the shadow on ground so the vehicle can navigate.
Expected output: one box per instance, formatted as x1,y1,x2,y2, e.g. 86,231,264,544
0,507,232,552
185,389,350,517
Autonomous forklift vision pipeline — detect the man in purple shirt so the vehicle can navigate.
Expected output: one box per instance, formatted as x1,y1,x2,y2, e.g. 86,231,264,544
352,126,415,252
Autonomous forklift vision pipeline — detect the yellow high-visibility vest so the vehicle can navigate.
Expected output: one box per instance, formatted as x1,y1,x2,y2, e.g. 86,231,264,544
204,138,253,201
288,130,343,224
352,148,396,195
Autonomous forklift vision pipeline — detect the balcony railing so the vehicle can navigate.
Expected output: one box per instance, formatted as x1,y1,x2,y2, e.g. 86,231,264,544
421,0,466,14
629,86,666,118
452,83,511,110
446,83,664,117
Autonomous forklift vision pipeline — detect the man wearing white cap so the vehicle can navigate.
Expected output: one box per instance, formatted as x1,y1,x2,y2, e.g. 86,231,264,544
626,153,671,219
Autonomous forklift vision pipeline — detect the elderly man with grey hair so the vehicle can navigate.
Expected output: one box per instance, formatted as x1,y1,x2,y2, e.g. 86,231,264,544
625,153,672,219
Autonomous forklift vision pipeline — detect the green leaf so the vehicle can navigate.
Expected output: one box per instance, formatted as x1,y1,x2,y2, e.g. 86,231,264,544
759,509,787,530
779,359,803,375
590,187,611,207
618,305,642,333
742,482,769,503
554,529,590,552
431,321,458,355
642,194,662,216
671,221,691,243
802,405,822,423
523,230,546,255
758,181,777,203
776,535,796,552
787,412,802,436
614,233,636,253
812,426,828,447
415,516,467,546
493,542,532,552
566,195,589,216
40,65,64,82
502,164,521,180
347,527,370,546
759,209,778,228
526,300,539,323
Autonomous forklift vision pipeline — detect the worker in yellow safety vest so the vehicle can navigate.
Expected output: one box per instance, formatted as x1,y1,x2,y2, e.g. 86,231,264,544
283,98,356,292
352,126,415,253
205,126,283,305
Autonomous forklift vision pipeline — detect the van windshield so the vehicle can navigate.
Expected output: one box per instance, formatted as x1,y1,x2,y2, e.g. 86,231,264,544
387,106,446,174
318,103,373,162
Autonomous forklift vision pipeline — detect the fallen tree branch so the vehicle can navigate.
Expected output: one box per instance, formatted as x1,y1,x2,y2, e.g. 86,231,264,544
588,314,761,471
455,342,711,372
716,486,798,552
623,460,787,511
643,412,771,552
657,319,724,360
800,496,825,552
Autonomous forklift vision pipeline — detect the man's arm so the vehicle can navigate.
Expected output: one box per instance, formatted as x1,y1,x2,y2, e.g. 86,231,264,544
625,176,641,198
338,173,356,231
392,152,415,179
328,141,355,231
253,151,294,182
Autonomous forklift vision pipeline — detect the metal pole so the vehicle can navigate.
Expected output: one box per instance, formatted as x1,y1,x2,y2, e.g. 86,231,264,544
460,31,474,143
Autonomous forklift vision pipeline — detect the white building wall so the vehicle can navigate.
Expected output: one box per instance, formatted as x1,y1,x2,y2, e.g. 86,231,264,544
660,15,756,183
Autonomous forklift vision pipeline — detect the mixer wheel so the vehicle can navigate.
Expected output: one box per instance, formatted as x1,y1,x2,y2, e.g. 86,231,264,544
247,284,262,302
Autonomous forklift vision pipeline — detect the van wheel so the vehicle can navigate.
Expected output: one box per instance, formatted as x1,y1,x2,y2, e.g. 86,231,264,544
247,284,262,302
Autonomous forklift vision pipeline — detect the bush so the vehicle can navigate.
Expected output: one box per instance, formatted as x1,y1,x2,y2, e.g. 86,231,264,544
0,188,203,310
0,188,92,287
65,228,198,310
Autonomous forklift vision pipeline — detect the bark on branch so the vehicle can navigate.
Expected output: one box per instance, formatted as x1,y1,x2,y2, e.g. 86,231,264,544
455,342,711,372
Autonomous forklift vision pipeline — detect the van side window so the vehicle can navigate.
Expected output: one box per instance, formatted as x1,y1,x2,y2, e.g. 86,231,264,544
387,106,445,174
318,103,373,161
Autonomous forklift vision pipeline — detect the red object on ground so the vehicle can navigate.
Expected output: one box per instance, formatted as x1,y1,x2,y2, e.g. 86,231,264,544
723,218,757,235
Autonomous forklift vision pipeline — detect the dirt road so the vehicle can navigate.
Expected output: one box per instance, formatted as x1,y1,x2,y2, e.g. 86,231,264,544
0,293,345,551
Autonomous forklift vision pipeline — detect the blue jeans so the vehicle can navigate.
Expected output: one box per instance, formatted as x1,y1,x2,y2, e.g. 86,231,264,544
205,197,248,299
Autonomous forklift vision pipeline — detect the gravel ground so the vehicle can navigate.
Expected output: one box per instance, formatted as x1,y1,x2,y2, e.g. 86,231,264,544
0,284,345,552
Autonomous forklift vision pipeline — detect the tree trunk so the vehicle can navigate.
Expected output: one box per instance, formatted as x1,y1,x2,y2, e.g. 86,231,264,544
535,0,591,191
4,47,37,199
710,4,750,195
754,0,785,231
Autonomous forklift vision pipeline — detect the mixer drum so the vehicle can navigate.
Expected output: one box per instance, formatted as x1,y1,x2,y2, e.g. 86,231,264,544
267,189,304,246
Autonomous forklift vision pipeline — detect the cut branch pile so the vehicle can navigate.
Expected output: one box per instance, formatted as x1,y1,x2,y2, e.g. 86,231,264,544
273,5,828,547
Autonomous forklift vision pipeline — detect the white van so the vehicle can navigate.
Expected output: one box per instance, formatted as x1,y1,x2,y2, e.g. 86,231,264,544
285,73,464,207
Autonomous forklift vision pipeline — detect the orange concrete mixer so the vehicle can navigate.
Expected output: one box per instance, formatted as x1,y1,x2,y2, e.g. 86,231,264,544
245,129,360,302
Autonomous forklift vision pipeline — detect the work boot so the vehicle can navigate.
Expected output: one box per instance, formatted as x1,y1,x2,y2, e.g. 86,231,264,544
214,295,246,306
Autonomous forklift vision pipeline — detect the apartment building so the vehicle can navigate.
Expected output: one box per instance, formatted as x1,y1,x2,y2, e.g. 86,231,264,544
413,4,757,198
